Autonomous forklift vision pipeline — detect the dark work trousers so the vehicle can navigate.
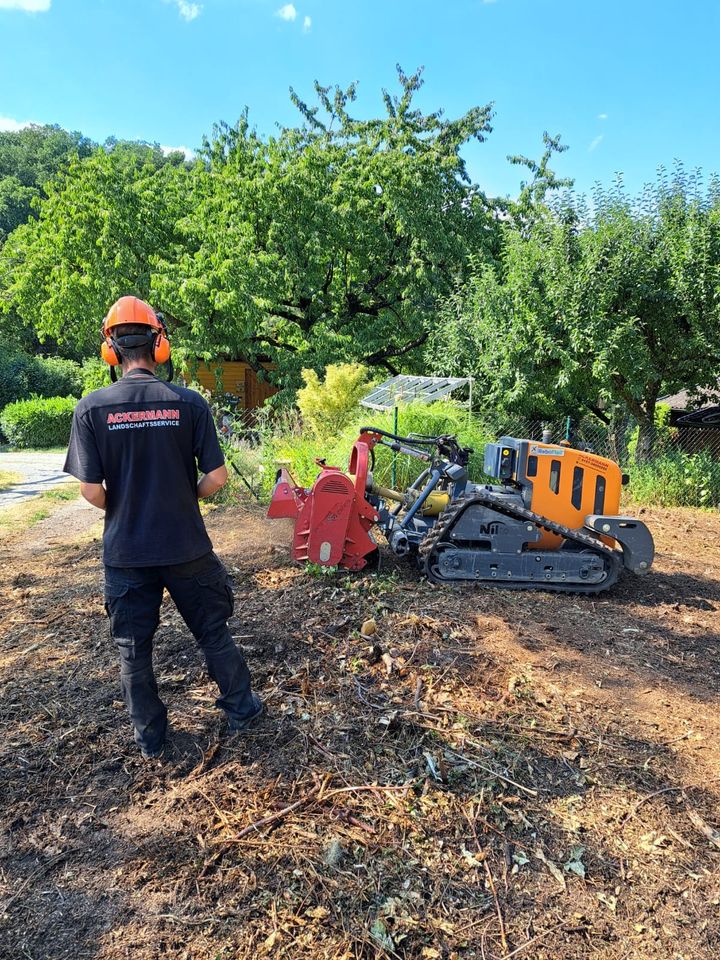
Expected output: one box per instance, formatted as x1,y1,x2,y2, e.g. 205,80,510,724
104,551,254,753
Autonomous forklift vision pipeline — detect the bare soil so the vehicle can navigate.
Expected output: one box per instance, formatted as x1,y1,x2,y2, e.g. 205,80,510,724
1,502,719,960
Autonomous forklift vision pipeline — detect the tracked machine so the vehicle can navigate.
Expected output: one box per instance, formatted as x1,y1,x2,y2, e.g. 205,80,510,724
268,428,655,594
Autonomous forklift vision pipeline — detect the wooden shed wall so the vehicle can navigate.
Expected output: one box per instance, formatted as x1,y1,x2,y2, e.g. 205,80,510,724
186,361,277,410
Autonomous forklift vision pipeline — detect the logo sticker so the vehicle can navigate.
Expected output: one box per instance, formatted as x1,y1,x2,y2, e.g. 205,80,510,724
530,445,565,456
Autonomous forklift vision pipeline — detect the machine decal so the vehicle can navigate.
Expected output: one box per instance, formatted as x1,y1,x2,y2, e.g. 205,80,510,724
530,446,566,456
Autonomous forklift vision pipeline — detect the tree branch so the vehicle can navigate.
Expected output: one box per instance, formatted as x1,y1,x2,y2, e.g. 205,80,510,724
268,305,308,326
249,334,298,353
584,403,611,426
363,330,429,367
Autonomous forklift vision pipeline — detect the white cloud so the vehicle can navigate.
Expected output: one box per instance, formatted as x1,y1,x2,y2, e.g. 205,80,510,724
0,115,37,131
162,0,202,22
161,144,195,159
0,0,51,11
177,0,201,20
302,14,311,30
276,3,296,21
597,113,608,121
588,135,604,153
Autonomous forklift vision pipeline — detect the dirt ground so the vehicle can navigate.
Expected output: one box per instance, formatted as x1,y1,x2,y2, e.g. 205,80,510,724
1,501,719,960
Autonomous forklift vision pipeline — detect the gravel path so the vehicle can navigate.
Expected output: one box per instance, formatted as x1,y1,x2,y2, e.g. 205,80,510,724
0,451,76,508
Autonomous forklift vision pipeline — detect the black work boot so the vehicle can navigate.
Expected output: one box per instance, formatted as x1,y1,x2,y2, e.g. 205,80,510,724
227,692,265,732
140,743,165,761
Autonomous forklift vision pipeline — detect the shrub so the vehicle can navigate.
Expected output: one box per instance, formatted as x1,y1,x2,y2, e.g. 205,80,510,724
629,450,720,508
0,350,82,411
0,396,76,449
32,356,83,398
297,363,374,440
80,357,111,394
0,352,34,411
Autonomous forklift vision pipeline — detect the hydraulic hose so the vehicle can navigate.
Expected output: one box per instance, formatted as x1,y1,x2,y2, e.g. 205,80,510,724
359,427,440,446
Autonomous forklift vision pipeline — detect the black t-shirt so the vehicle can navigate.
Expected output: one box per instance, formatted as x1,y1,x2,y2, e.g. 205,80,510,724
64,370,224,568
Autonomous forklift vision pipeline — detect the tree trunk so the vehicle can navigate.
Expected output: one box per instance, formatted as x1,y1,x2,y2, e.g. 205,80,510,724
607,407,628,465
634,406,657,465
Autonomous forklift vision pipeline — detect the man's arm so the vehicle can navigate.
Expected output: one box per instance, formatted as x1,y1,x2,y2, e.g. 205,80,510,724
65,409,105,503
80,481,107,510
198,464,228,500
193,397,228,499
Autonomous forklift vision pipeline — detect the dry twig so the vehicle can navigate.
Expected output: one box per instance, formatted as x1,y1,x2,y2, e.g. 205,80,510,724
484,860,510,958
231,782,324,840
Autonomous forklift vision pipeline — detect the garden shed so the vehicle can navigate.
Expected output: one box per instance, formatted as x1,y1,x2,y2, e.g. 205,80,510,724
660,388,720,455
186,360,277,412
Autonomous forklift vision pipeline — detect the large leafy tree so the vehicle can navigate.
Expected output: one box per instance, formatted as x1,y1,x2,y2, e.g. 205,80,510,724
1,69,497,386
151,66,497,385
431,170,720,461
0,124,95,243
0,146,186,354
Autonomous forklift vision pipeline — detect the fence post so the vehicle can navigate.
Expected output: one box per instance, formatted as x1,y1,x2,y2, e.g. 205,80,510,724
391,405,398,489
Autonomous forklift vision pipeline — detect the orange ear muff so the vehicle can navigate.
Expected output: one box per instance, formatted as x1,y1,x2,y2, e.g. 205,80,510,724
101,338,120,366
153,333,171,364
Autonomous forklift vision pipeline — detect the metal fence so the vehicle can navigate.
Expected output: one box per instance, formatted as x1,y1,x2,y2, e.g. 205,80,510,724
489,414,720,465
213,397,720,509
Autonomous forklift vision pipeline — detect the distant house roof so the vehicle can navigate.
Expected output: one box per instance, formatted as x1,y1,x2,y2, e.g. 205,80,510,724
659,388,720,411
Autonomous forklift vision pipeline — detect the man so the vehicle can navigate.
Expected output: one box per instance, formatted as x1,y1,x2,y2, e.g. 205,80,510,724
64,295,263,759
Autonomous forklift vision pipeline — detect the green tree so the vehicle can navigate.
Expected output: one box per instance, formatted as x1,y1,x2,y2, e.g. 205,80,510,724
1,70,496,387
152,66,497,386
507,131,574,222
0,124,95,242
0,147,187,354
432,169,720,462
0,178,37,244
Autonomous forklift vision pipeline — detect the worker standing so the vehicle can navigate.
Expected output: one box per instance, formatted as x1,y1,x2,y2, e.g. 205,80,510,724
64,296,263,759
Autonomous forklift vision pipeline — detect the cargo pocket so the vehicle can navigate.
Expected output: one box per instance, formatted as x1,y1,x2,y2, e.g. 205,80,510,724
104,582,133,644
195,568,235,621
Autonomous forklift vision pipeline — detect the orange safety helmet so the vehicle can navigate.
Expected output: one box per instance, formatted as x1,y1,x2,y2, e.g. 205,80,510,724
100,296,171,366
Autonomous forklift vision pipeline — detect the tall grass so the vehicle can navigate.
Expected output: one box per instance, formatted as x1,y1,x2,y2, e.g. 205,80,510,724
629,451,720,509
261,401,494,495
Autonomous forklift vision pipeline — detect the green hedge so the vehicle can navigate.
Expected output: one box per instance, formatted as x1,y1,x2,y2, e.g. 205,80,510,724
0,396,76,449
80,356,111,394
0,351,82,410
33,356,83,399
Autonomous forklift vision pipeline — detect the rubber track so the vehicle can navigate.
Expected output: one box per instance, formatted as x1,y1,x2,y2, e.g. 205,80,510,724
418,491,622,594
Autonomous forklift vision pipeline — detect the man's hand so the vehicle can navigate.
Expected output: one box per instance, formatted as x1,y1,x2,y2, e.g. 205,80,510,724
198,464,228,500
80,482,107,511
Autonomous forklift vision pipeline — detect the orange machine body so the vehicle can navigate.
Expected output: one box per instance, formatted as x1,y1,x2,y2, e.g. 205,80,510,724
507,439,623,549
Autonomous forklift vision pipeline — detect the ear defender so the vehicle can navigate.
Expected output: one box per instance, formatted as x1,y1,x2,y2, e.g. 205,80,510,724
152,311,171,364
152,331,171,364
101,338,120,366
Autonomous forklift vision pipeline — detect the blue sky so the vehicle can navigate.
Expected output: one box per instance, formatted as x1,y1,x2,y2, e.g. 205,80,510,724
1,0,718,198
